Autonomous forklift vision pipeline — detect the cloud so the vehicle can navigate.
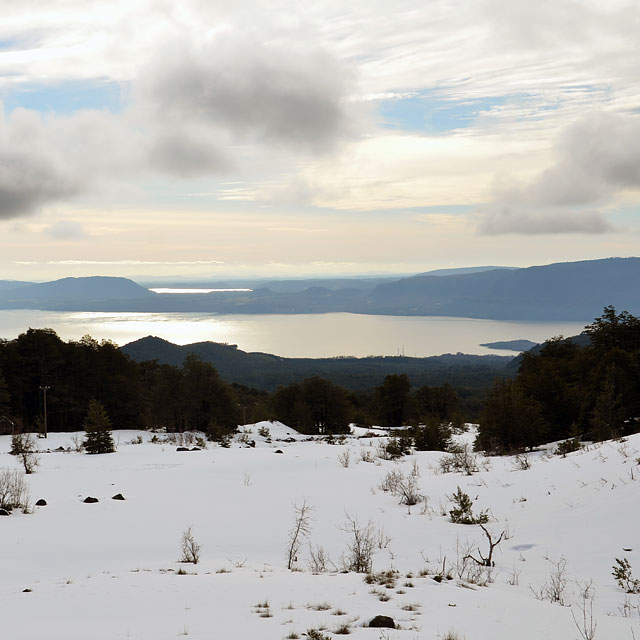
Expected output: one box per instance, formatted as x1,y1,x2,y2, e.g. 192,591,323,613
0,109,78,218
136,34,359,155
527,112,640,206
0,24,360,218
46,260,224,265
44,220,86,239
479,111,640,235
478,206,614,235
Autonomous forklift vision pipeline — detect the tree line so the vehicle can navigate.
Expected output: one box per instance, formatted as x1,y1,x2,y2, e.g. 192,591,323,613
0,328,464,439
477,306,640,453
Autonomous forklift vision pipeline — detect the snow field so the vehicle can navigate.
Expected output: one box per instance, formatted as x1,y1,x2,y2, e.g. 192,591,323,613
1,424,639,639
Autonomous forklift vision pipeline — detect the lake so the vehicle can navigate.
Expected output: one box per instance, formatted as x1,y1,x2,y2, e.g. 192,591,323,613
0,309,589,358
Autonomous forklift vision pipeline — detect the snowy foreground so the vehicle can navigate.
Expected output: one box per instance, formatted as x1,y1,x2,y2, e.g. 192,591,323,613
2,423,640,640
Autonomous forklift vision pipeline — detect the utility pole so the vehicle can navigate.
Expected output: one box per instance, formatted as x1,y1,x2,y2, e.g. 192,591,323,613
40,385,50,438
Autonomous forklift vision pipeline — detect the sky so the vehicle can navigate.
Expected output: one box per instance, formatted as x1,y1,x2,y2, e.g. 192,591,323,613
1,0,639,281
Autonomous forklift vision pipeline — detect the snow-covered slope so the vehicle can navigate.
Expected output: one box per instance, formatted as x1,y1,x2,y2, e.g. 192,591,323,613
1,426,639,639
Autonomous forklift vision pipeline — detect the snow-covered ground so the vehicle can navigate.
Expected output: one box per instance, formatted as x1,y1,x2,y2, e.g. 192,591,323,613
1,422,639,639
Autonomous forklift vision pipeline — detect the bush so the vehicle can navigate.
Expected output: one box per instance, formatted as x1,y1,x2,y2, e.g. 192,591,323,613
379,436,412,460
613,558,640,593
412,420,451,451
340,514,376,573
378,468,422,506
180,526,201,564
449,486,488,525
0,469,30,512
10,432,40,474
555,437,582,457
439,444,479,475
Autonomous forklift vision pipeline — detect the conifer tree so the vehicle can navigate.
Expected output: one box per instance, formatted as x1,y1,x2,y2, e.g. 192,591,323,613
83,399,115,454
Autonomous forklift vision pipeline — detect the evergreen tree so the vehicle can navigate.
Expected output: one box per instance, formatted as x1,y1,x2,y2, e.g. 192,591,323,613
590,365,622,441
476,378,547,454
83,399,115,454
0,366,12,434
376,374,412,427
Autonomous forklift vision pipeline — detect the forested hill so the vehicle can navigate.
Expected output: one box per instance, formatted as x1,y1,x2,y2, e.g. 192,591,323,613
367,257,640,319
121,336,513,391
1,257,639,320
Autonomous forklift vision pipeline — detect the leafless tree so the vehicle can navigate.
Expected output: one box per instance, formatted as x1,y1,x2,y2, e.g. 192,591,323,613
180,526,201,564
286,499,313,570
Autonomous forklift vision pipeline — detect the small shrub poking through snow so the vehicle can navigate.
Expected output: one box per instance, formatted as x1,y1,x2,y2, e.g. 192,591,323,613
180,526,201,565
612,558,640,593
448,487,488,525
0,468,30,512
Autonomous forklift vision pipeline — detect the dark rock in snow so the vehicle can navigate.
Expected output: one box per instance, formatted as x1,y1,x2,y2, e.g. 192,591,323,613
190,447,201,451
369,616,396,629
35,499,47,506
83,496,99,503
111,494,125,501
176,446,190,451
274,449,284,454
0,508,10,516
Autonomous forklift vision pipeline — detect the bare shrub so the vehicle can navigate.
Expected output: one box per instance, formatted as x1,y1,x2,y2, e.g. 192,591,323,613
463,524,504,567
513,453,531,471
70,433,84,452
572,587,597,640
0,468,30,512
531,556,569,605
308,544,333,573
287,499,313,570
180,526,201,564
439,444,479,475
340,514,376,573
378,468,422,506
338,450,351,468
10,432,40,474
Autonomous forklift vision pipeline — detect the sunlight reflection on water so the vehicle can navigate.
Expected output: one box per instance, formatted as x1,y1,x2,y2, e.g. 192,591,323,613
0,310,587,358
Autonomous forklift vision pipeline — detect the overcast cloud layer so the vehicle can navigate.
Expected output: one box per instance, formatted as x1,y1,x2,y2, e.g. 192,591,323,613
0,0,639,277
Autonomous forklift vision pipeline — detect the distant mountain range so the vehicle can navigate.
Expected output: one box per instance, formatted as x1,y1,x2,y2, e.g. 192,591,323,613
1,257,638,321
121,335,512,391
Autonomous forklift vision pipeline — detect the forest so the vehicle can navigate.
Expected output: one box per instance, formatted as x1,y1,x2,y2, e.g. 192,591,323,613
2,306,639,454
0,328,462,439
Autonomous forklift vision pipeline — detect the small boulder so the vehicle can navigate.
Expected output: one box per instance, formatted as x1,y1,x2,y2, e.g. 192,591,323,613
368,616,396,629
83,496,99,504
111,493,125,501
35,499,47,506
176,446,190,452
274,449,284,454
248,440,256,448
0,508,10,516
190,447,201,451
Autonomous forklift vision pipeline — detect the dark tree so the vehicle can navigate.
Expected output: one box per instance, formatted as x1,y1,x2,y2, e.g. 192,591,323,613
376,374,412,427
83,399,115,454
181,354,239,438
476,378,547,454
